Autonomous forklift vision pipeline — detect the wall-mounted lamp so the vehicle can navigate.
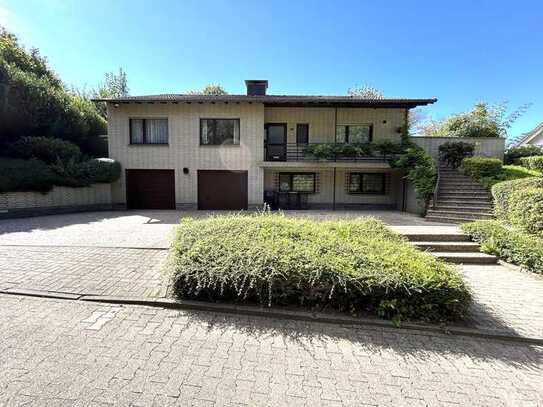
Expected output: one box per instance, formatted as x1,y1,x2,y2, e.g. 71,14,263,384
113,103,119,108
382,120,387,124
183,167,189,175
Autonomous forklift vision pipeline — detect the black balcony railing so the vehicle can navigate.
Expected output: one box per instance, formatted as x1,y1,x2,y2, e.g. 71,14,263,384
264,142,399,163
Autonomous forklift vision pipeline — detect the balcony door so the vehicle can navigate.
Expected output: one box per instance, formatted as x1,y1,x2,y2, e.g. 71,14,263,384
265,123,287,161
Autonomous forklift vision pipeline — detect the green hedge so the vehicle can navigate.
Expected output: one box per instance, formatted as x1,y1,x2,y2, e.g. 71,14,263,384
171,214,471,322
508,188,543,236
393,146,437,204
7,136,81,164
438,141,474,168
520,156,543,172
491,177,543,221
480,165,541,189
462,156,502,179
461,220,543,274
504,145,543,165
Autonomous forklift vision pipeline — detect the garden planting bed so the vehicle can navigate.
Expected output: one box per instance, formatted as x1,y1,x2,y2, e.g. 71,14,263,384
170,213,471,322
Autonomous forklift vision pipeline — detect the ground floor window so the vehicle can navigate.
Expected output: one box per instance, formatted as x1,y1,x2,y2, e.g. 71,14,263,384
348,173,385,194
279,173,316,193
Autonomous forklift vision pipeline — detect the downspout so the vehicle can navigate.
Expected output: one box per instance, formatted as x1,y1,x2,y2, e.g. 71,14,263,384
333,107,338,210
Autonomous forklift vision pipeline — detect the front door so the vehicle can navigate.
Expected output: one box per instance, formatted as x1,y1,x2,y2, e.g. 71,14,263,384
265,123,287,161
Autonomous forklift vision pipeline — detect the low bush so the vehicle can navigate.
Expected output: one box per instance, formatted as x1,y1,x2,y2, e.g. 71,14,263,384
170,214,471,322
480,165,541,189
393,146,437,204
0,157,59,193
520,156,543,172
492,177,543,220
504,145,543,164
508,188,543,236
438,141,474,168
461,220,543,274
7,136,81,164
461,156,502,179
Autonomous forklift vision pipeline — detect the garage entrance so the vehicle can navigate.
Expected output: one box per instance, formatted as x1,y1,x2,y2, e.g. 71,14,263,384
125,169,175,209
197,170,248,210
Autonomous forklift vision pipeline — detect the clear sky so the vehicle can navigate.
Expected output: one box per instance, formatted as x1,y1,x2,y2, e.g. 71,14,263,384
1,0,542,139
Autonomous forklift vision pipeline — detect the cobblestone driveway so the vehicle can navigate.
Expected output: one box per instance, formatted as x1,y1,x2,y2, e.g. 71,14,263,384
1,294,542,407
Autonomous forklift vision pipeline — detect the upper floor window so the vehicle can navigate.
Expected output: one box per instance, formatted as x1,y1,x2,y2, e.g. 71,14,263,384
336,124,372,143
130,118,168,144
200,118,240,145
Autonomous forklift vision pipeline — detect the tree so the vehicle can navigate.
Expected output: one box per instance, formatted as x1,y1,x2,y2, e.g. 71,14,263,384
418,101,530,139
347,84,384,99
96,67,129,98
187,83,228,95
0,27,106,155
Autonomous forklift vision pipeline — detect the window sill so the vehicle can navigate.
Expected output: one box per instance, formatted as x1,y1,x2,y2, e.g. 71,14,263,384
347,192,386,195
128,143,170,146
199,144,241,147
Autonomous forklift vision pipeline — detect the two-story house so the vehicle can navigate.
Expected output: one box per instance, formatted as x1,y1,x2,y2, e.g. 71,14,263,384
98,80,436,211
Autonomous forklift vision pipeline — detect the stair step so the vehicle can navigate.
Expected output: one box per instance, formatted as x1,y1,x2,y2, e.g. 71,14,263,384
414,241,481,252
433,204,493,211
440,186,488,191
425,215,485,224
427,209,494,218
436,199,493,205
404,233,470,242
430,251,498,264
439,194,492,200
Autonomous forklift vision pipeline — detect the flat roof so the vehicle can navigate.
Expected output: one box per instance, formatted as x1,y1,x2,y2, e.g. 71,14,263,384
92,94,437,108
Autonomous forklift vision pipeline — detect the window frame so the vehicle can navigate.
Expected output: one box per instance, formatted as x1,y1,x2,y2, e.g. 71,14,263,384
336,124,373,143
296,123,309,144
199,118,241,146
278,172,316,193
129,118,169,145
348,172,386,195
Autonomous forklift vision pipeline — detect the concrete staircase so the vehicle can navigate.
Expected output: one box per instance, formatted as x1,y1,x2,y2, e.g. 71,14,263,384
426,166,494,224
404,232,498,265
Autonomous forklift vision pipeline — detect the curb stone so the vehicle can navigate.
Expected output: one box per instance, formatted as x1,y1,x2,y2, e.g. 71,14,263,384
1,288,542,346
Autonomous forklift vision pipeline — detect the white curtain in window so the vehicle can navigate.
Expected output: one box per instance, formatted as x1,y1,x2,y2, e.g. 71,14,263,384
146,119,168,144
130,119,144,143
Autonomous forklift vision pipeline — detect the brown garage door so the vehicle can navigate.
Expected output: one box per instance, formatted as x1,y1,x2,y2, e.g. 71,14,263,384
198,170,248,210
126,169,175,209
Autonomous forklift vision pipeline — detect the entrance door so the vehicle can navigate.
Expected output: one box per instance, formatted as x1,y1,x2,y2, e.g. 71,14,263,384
265,123,287,161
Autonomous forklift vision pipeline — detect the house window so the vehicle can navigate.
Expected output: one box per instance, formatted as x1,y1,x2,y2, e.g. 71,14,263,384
348,173,385,194
130,118,168,144
296,124,309,144
336,124,373,143
279,173,316,193
200,119,240,145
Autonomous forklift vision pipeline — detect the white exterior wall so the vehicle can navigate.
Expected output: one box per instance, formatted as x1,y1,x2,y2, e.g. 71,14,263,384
107,103,265,207
412,137,505,161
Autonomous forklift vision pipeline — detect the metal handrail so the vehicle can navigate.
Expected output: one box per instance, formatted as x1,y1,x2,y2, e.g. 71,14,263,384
432,163,441,209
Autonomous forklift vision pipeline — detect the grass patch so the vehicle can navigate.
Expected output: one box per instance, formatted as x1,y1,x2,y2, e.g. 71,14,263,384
170,213,471,323
480,165,541,189
461,220,543,274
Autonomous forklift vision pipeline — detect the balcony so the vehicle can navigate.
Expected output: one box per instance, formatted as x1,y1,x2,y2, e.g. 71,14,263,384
264,142,401,163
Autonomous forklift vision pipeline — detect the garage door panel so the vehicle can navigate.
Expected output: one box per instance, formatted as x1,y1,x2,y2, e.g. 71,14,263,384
198,170,248,210
126,169,175,209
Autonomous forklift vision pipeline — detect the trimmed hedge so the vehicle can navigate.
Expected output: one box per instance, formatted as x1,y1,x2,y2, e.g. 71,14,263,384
504,145,543,165
461,220,543,274
171,214,471,322
520,156,543,172
462,156,502,179
508,188,543,236
7,136,81,164
480,165,541,189
491,177,543,221
0,158,59,193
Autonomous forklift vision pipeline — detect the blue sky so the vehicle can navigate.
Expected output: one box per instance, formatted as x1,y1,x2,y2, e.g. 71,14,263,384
2,0,542,139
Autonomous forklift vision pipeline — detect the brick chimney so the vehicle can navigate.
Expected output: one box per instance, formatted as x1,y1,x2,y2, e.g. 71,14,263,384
245,80,268,96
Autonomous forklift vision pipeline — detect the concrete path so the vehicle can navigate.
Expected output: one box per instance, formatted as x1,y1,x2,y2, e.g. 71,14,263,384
1,294,542,407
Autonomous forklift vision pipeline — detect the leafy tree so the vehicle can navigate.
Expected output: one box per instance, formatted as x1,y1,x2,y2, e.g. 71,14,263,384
0,27,106,155
187,84,228,95
96,67,129,98
347,84,384,99
418,102,530,138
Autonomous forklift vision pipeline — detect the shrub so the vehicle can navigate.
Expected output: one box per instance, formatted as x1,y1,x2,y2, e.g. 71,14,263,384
77,158,121,184
504,145,543,164
304,143,374,160
461,220,543,274
492,177,543,220
520,156,543,172
373,141,404,156
480,165,541,189
508,188,543,236
7,136,81,164
438,141,475,168
462,156,502,179
170,214,471,322
393,146,437,203
0,157,59,193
